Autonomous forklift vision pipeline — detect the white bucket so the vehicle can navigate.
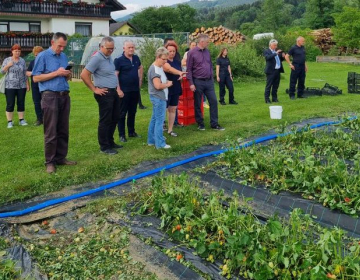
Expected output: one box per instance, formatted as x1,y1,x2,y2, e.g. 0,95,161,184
269,106,283,119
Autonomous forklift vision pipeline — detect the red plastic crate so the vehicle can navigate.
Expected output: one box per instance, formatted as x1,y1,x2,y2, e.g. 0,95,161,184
178,98,194,108
178,107,195,118
178,116,196,126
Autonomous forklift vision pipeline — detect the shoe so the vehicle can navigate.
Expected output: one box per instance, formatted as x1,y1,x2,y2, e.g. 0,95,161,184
46,163,56,174
19,119,28,126
168,131,178,137
219,101,226,105
129,132,141,138
265,100,271,104
111,143,123,149
290,96,296,100
34,120,43,126
203,102,210,109
56,159,77,165
211,124,225,131
139,105,147,109
198,124,205,131
100,149,118,155
229,100,238,105
158,144,171,149
119,136,127,143
272,99,279,103
148,143,154,146
7,121,13,129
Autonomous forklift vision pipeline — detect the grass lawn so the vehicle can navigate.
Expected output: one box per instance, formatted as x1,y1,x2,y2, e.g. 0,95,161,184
0,61,360,206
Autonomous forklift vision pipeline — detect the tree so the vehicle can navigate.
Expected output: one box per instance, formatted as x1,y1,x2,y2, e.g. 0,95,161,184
130,5,196,34
333,6,360,49
258,0,292,32
305,0,335,29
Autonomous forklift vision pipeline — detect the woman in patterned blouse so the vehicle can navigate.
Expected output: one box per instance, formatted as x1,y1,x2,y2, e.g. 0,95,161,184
1,44,30,128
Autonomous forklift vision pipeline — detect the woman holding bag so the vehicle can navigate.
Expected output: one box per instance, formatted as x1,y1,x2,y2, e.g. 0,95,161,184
1,44,30,128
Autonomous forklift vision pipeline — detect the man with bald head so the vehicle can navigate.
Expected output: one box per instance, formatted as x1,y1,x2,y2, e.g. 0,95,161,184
114,40,143,142
285,37,307,99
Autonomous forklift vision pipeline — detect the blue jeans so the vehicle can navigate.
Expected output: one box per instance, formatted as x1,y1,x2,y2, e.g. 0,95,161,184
148,95,166,148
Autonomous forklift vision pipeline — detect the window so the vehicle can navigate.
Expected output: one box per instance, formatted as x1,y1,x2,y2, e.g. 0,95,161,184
75,23,92,37
0,22,8,32
10,22,29,32
29,23,41,33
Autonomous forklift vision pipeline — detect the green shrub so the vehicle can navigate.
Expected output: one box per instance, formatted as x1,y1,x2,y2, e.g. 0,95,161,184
137,38,163,82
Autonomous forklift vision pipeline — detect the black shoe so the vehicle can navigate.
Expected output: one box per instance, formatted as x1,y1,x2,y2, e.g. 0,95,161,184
129,132,141,138
219,101,226,105
272,99,279,103
211,124,225,131
101,149,118,155
297,96,306,99
198,124,205,131
290,96,296,100
265,100,272,104
229,100,238,105
139,105,147,109
120,136,127,142
111,143,123,149
34,119,43,126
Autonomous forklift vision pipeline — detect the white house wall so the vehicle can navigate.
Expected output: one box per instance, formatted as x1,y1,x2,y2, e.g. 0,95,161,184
49,18,109,36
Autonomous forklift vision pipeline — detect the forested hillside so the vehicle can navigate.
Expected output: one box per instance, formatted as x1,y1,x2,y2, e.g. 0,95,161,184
183,0,257,9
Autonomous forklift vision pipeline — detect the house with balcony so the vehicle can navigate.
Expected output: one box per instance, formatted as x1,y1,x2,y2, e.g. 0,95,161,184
0,0,126,58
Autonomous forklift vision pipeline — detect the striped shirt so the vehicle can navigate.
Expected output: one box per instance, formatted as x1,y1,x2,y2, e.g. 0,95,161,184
32,47,69,92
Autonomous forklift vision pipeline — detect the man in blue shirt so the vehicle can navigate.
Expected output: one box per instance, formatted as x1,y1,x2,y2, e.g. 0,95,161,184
32,32,77,174
114,41,143,142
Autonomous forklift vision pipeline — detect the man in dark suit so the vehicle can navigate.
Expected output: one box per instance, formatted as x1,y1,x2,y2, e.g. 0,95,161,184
263,39,285,103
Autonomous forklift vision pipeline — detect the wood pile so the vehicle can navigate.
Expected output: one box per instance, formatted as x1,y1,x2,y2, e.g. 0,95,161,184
309,28,335,54
189,26,246,45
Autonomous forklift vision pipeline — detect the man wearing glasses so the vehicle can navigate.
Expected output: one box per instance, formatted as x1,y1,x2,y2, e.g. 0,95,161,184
81,37,123,155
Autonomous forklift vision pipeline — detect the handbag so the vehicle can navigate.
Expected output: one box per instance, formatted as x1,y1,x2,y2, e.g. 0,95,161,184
0,73,6,94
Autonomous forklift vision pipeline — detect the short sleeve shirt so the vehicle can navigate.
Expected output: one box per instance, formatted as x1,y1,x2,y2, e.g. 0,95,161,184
288,45,306,65
114,53,141,92
1,57,27,89
32,48,69,92
165,59,182,96
85,51,118,88
148,64,168,101
216,56,231,75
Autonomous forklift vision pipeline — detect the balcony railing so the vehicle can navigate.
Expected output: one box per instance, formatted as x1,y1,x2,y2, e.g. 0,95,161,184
0,0,112,18
0,32,52,48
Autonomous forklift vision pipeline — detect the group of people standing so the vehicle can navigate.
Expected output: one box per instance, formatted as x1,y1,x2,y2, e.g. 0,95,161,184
0,31,307,173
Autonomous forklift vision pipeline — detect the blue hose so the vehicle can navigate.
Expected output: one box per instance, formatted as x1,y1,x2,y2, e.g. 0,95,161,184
0,117,357,218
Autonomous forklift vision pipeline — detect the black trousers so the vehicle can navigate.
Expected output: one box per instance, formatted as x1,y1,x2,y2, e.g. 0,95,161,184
32,83,43,121
118,90,139,137
41,91,70,165
5,88,26,112
193,78,218,127
94,89,121,151
264,69,281,101
218,74,234,102
289,64,306,97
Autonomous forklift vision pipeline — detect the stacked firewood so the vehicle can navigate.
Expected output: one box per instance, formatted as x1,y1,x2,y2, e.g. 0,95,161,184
309,28,335,54
189,26,246,45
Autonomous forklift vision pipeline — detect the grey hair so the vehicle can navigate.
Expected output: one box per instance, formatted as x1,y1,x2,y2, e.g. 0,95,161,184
269,39,278,46
52,32,67,42
197,34,209,43
155,47,169,58
100,36,114,46
123,40,135,47
296,36,304,42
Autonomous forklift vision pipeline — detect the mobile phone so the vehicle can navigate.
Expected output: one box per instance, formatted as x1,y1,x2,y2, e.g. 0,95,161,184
65,65,73,70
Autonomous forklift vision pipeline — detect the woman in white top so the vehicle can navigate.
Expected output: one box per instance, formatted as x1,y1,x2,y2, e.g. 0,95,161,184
147,47,173,149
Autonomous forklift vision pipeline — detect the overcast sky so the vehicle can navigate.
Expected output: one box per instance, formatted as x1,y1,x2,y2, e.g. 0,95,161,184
112,0,190,19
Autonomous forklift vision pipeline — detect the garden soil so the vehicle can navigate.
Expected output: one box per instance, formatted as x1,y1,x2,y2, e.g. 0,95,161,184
1,116,359,279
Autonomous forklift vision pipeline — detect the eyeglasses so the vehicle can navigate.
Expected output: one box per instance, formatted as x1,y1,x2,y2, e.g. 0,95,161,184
103,47,116,51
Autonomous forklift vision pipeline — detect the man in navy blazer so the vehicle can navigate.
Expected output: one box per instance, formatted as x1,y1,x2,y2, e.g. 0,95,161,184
263,39,285,103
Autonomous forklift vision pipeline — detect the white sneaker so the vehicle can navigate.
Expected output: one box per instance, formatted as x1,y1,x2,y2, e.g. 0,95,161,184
7,121,13,128
19,120,28,126
163,144,171,149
